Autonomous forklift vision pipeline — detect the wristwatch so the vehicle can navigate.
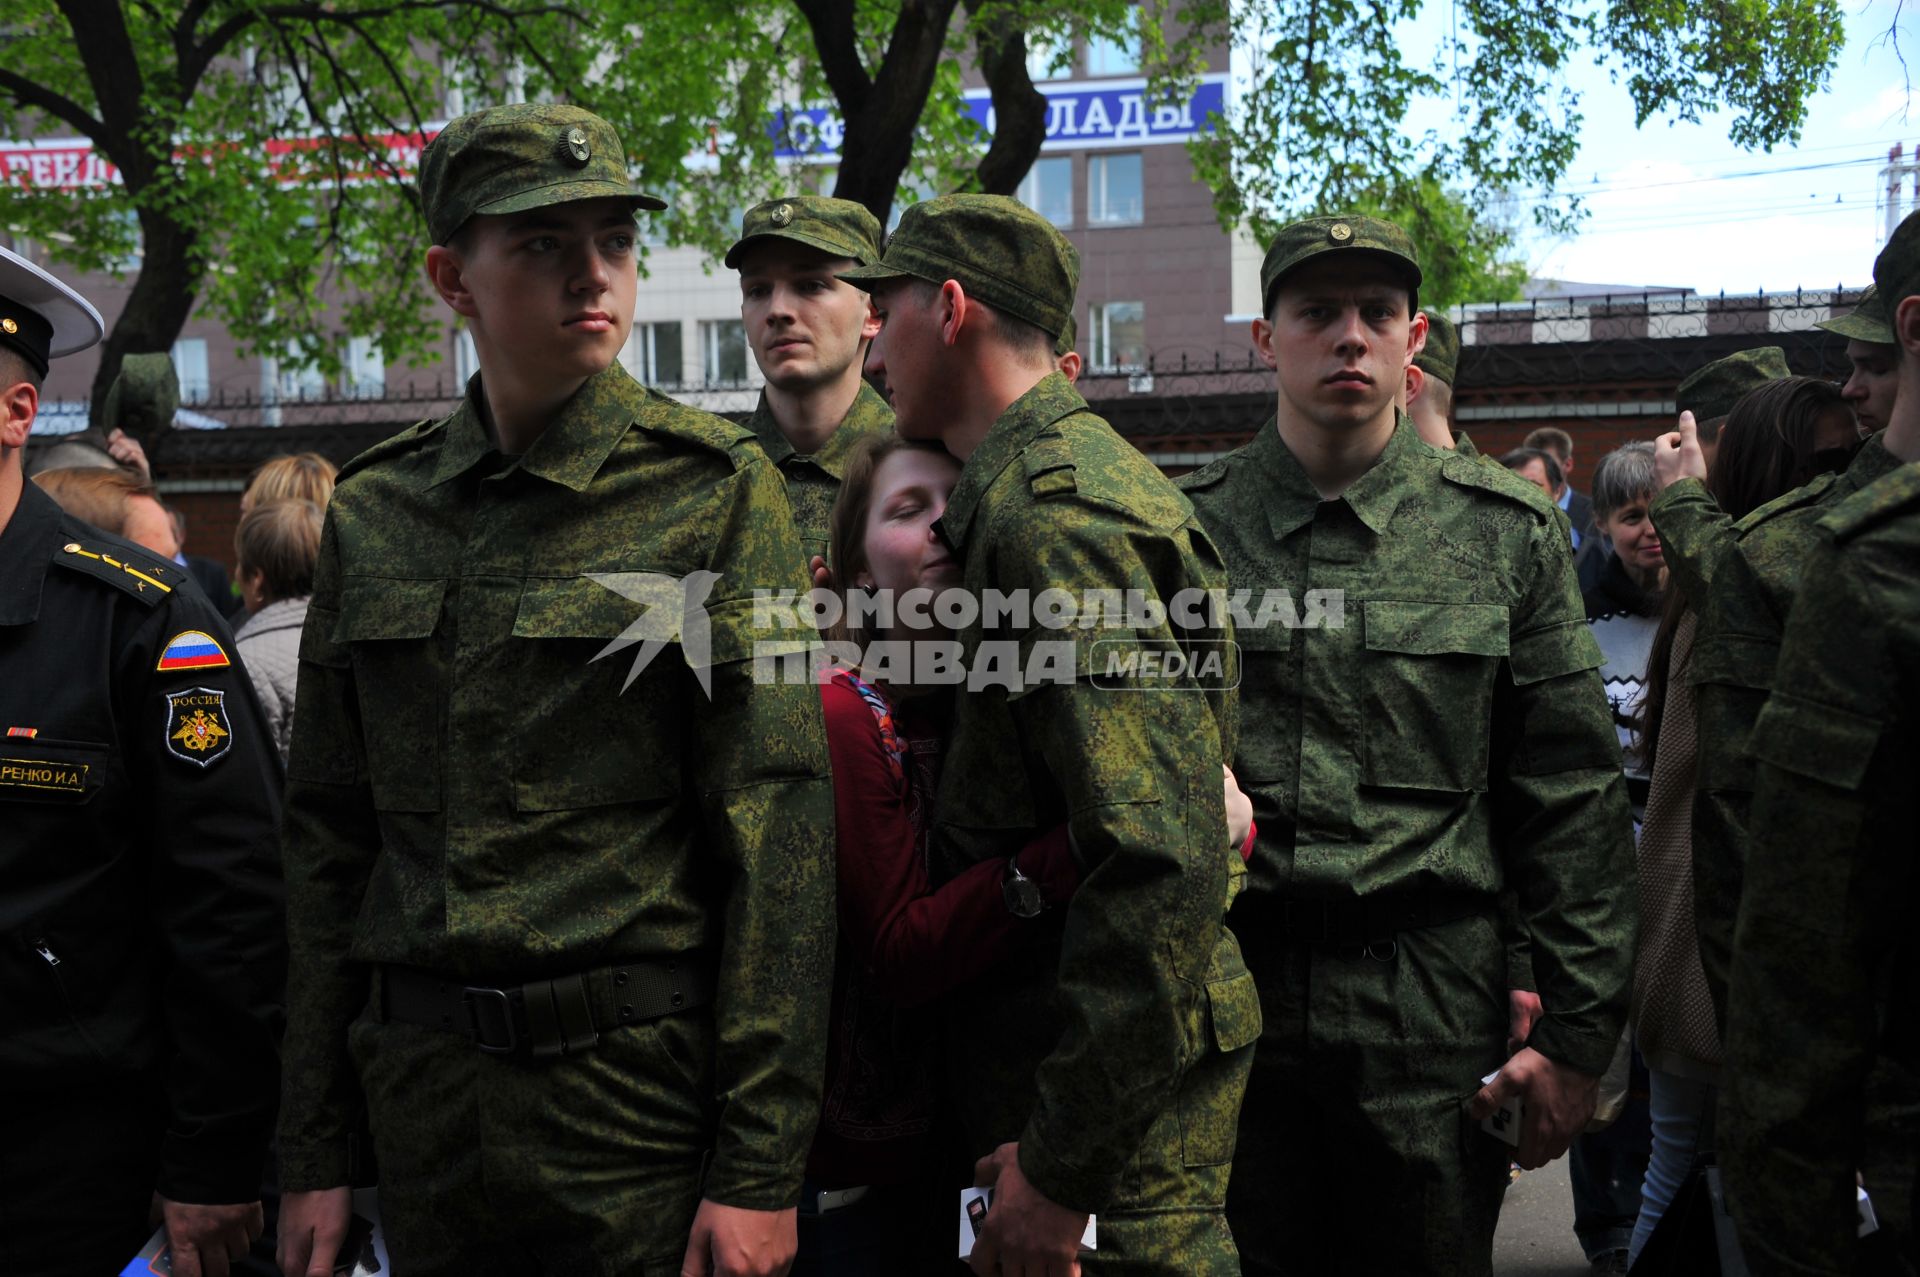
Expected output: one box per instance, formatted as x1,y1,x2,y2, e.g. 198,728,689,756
1003,857,1044,919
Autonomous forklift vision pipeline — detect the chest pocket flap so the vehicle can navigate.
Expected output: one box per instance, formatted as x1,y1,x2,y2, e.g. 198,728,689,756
334,577,446,643
1365,600,1510,658
512,574,659,640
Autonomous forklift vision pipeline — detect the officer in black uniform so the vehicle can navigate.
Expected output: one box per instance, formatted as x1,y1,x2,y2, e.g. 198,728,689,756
0,245,286,1277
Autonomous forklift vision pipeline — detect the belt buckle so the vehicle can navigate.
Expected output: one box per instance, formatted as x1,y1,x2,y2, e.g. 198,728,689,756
462,985,518,1053
814,1186,871,1213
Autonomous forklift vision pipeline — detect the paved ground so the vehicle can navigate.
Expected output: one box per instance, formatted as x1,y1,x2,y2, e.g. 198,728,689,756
1494,1156,1593,1276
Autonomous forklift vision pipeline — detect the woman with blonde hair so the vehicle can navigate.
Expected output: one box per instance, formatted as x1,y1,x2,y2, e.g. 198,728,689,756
240,451,336,516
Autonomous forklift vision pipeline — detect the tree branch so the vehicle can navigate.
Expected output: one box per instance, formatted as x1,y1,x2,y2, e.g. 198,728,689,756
185,0,582,91
966,0,1047,195
0,69,111,153
793,0,872,114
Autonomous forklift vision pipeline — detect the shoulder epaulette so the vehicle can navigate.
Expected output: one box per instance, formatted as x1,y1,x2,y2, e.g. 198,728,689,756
1023,432,1077,498
1732,470,1839,536
1175,447,1243,492
1819,462,1920,543
1439,449,1555,516
638,392,756,465
50,534,179,606
338,417,438,483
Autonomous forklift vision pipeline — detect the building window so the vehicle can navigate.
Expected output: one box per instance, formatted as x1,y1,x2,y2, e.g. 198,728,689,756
628,321,684,387
1089,301,1146,371
701,319,748,386
343,336,385,397
1085,23,1139,75
171,339,209,404
276,344,326,401
1088,153,1143,225
1026,33,1069,81
1016,156,1074,227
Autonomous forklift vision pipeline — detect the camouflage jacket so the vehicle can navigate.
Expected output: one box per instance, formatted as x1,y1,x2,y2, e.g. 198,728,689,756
1179,414,1635,1075
742,380,894,566
1722,460,1920,1277
929,372,1251,1213
276,364,835,1208
1688,435,1901,1027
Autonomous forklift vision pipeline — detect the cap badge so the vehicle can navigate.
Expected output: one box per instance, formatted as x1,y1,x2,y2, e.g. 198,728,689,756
1329,222,1354,244
770,203,794,227
1,318,15,335
564,127,591,166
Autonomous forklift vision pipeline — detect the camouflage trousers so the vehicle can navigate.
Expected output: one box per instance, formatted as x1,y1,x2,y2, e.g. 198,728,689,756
1228,911,1513,1277
946,935,1260,1276
349,998,720,1276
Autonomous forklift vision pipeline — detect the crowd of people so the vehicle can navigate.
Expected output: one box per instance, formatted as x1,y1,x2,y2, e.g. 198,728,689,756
0,98,1913,1277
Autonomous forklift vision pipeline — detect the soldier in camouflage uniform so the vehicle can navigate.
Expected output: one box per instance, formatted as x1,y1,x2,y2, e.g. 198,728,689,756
1718,217,1920,1276
840,194,1255,1276
727,196,894,567
275,105,835,1277
1406,307,1464,451
1178,215,1636,1276
1825,286,1899,437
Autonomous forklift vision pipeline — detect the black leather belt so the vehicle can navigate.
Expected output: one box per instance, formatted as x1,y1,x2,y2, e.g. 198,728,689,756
379,956,713,1058
1271,890,1491,947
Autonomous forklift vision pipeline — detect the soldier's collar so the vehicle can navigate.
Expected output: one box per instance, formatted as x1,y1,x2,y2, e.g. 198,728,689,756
744,380,893,479
1252,410,1415,539
1849,430,1901,488
1338,412,1418,535
429,385,494,488
518,366,638,491
942,371,1085,550
0,481,64,626
433,365,639,492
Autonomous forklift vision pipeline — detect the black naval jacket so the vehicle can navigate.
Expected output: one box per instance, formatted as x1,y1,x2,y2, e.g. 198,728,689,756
0,481,286,1203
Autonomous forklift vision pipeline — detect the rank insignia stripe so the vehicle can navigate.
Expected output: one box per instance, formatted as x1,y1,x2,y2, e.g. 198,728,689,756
6,727,37,738
156,629,231,672
162,687,234,768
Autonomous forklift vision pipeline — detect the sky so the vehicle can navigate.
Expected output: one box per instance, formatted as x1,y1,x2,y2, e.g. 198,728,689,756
1507,1,1913,294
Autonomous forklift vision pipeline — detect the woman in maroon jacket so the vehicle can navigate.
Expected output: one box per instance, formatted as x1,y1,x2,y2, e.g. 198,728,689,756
795,435,1252,1273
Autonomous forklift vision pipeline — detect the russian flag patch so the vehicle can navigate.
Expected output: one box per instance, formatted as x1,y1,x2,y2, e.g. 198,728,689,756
156,630,231,673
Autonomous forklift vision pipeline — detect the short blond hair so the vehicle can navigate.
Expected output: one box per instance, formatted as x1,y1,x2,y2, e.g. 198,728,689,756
244,452,337,511
33,466,153,536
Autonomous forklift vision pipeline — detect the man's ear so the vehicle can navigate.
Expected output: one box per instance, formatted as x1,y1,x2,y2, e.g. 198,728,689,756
426,244,479,319
1404,362,1424,407
1897,294,1920,359
1406,309,1430,365
861,296,883,342
1251,318,1278,371
0,379,37,450
938,279,971,348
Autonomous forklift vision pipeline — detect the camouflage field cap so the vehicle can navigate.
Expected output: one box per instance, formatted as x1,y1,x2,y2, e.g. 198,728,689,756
1816,285,1893,345
1055,312,1077,358
1260,214,1422,314
420,104,666,246
102,353,180,438
1874,207,1920,307
725,196,883,270
1413,308,1459,387
837,194,1078,341
1675,346,1790,423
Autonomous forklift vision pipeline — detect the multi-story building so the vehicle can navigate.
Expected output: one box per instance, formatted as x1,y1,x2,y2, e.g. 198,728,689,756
7,12,1257,429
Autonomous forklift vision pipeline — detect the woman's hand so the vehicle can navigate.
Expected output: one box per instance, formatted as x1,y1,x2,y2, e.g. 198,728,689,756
1224,764,1253,852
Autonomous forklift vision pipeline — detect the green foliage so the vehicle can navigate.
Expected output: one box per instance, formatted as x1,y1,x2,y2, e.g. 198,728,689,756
0,0,1843,378
1177,0,1841,254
